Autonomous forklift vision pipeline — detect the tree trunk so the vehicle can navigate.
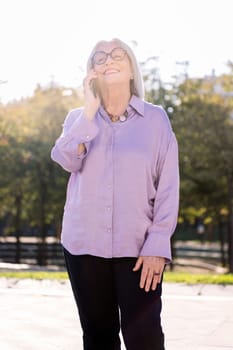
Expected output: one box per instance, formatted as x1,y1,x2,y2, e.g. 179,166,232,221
37,222,47,266
14,194,22,264
227,175,233,272
218,216,226,267
36,170,47,266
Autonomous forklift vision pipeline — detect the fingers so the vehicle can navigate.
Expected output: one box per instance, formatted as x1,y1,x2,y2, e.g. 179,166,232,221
144,268,154,292
140,264,159,292
138,256,165,292
142,268,161,292
152,272,161,291
83,69,97,84
158,270,162,284
83,70,98,90
132,257,143,271
83,70,101,109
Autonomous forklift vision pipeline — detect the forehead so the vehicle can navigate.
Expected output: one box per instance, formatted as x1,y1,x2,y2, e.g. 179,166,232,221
95,41,120,53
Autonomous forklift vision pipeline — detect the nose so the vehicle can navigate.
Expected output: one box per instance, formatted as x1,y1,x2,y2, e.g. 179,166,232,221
105,53,114,64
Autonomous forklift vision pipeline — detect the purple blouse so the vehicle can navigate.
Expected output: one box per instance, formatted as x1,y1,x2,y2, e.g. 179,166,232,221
51,95,179,261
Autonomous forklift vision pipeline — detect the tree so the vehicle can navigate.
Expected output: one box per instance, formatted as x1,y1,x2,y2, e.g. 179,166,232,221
0,84,83,265
141,58,233,271
172,74,233,271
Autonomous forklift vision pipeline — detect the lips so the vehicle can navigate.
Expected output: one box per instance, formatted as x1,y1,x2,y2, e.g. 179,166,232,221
104,69,119,75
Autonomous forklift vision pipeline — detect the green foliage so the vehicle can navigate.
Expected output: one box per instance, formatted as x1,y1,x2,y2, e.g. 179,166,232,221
1,271,233,285
173,76,233,237
141,60,233,226
0,271,68,280
0,85,83,241
164,272,233,285
1,62,233,270
141,59,233,271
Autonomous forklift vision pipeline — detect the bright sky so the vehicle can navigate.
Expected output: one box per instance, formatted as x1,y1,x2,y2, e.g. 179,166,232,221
1,0,233,103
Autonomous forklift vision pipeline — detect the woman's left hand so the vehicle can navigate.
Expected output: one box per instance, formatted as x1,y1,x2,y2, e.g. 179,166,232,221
133,256,165,292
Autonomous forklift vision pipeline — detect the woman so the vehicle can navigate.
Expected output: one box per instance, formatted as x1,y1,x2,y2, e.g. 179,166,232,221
51,38,179,350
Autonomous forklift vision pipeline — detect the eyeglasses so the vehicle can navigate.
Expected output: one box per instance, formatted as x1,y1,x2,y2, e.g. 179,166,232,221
92,47,127,65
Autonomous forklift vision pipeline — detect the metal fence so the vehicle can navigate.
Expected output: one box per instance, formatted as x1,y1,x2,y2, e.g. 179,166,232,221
0,237,65,266
0,236,228,269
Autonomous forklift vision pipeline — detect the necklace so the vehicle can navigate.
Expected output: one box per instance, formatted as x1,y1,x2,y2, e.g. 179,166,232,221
106,110,128,123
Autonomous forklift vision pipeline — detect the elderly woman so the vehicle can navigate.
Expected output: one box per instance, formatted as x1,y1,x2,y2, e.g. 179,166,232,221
51,38,179,350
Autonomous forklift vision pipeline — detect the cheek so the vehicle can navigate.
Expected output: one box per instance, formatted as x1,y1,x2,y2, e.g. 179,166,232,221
96,74,105,88
93,68,105,85
93,66,103,74
124,61,133,78
123,67,133,80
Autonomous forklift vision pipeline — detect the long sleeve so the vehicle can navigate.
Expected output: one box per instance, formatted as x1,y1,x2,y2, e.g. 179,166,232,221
51,109,99,173
140,131,179,262
54,96,180,259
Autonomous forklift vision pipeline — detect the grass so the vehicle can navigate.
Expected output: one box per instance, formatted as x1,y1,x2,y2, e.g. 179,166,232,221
0,271,68,280
164,272,233,285
0,271,233,285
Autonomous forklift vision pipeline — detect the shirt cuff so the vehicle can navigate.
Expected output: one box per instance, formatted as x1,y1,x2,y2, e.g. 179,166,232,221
140,233,172,263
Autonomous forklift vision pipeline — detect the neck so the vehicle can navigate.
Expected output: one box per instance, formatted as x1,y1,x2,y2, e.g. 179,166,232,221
101,85,131,116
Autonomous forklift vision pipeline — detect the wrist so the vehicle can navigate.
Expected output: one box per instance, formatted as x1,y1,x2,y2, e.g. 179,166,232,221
77,143,86,155
84,106,98,121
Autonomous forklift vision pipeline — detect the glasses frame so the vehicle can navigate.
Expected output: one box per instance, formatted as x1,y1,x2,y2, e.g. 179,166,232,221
91,47,127,66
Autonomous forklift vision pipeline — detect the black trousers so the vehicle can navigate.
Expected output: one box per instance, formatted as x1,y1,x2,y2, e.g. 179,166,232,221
64,248,165,350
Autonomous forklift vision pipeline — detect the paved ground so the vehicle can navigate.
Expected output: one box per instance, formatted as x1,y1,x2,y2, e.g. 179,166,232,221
0,278,233,350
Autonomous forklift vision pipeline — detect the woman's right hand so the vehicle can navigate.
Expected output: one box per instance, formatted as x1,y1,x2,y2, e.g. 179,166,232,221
83,69,101,120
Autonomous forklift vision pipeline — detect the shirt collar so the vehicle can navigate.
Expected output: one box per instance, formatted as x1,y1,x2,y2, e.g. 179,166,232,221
98,94,144,121
128,95,144,117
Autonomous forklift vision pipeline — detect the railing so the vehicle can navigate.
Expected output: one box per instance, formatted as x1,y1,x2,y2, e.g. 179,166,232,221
0,237,65,266
0,236,228,268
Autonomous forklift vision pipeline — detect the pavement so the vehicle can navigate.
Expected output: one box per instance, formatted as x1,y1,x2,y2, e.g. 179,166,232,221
0,276,233,350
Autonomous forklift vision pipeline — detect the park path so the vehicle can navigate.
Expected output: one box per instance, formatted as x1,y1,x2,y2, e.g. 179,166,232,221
0,278,233,350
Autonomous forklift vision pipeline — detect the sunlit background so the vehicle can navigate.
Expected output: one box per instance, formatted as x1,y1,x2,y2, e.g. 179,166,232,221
0,0,233,274
1,3,233,350
1,0,233,102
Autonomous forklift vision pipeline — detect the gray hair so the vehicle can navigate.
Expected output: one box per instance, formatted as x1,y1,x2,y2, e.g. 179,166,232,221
86,38,144,99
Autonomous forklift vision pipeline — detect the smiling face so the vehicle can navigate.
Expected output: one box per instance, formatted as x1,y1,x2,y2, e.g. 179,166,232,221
92,40,133,92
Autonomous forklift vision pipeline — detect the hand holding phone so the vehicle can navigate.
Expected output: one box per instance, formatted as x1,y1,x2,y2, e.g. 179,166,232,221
83,70,100,120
